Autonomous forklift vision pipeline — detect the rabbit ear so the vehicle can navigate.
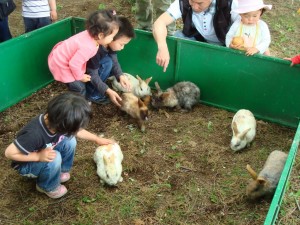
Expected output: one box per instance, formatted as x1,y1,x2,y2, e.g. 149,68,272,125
246,164,258,180
155,82,162,93
145,77,152,84
232,121,239,136
138,98,145,108
257,177,266,185
240,128,251,139
136,75,142,82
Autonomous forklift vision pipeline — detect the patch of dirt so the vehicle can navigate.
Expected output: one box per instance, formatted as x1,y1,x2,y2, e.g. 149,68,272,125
1,0,300,224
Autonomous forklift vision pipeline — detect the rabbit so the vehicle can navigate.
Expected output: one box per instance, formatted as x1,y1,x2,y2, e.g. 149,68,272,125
151,81,200,111
109,73,152,98
93,143,124,186
230,109,256,152
119,92,149,132
246,150,287,201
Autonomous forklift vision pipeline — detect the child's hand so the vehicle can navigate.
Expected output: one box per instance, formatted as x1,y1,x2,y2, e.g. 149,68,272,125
119,74,131,91
39,146,56,162
245,47,259,56
283,57,294,66
106,88,122,107
95,137,115,146
81,74,91,82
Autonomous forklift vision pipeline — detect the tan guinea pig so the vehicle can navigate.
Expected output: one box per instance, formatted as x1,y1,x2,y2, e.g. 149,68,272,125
231,37,245,50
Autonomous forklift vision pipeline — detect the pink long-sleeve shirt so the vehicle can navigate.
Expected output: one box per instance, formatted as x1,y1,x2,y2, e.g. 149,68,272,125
291,55,300,65
48,30,99,83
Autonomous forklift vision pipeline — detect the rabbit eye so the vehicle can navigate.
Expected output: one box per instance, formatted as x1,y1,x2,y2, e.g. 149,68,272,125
140,87,143,91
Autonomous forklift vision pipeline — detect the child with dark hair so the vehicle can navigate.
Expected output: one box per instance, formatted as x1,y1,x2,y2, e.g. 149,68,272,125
85,16,136,106
5,92,115,199
48,10,119,99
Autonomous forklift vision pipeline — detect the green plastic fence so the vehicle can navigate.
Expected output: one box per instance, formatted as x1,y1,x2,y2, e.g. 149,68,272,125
0,17,299,224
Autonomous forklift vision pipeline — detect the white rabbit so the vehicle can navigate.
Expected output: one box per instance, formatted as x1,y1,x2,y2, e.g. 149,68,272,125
109,73,152,98
246,150,287,200
230,109,256,151
93,143,123,186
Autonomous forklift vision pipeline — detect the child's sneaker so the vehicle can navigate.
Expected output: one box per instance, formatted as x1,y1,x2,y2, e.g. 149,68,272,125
60,172,71,183
87,95,111,105
36,184,68,199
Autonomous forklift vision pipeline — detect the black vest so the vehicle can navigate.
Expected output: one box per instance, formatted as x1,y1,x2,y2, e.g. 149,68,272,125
179,0,232,45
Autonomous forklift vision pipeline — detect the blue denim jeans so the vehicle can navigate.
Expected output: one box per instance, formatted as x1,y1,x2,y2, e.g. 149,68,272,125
17,136,76,192
23,17,51,33
0,17,12,42
86,55,113,99
67,81,86,96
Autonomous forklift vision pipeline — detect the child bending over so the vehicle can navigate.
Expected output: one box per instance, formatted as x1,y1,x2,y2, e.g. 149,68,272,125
5,92,115,199
85,16,136,106
48,10,119,100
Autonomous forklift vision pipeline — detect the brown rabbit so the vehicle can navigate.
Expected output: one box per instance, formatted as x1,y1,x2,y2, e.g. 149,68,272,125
119,92,149,132
246,150,287,201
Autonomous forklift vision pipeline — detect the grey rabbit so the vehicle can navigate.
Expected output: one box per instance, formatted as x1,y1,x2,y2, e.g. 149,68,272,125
246,150,287,201
151,81,200,111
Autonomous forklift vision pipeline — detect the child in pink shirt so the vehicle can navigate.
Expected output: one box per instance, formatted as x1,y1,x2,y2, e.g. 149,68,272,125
48,10,119,98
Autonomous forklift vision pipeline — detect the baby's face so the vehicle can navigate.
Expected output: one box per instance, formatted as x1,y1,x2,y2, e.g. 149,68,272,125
240,10,262,25
109,36,131,51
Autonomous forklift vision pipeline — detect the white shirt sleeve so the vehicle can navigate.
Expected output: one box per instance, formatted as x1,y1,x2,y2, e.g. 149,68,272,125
256,20,271,54
167,0,182,20
225,20,241,47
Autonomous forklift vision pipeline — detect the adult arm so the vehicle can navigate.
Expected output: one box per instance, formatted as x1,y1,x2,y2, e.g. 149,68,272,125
152,12,175,72
48,0,58,22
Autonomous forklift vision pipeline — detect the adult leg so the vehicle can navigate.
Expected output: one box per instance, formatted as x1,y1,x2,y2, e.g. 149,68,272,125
154,0,175,35
36,17,51,29
135,0,153,31
0,17,12,42
23,17,38,33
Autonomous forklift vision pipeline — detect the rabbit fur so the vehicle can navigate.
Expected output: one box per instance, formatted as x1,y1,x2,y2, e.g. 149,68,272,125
230,109,256,151
93,143,124,186
151,81,200,111
109,73,152,98
120,92,149,132
246,150,287,200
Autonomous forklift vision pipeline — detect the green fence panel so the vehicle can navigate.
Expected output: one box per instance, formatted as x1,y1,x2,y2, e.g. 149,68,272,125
0,18,299,224
118,32,300,128
0,17,75,112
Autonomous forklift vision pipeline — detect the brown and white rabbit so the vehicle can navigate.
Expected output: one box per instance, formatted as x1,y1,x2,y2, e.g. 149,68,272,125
110,73,152,98
246,150,287,201
93,143,124,186
230,109,256,151
120,92,149,132
151,81,200,111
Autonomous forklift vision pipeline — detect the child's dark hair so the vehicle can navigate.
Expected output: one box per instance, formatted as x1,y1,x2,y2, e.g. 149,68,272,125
86,9,119,39
46,92,92,136
113,16,135,41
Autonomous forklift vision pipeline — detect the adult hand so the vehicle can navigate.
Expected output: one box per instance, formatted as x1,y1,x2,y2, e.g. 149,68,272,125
156,45,170,72
119,74,131,91
106,88,122,107
50,10,58,22
80,74,91,82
